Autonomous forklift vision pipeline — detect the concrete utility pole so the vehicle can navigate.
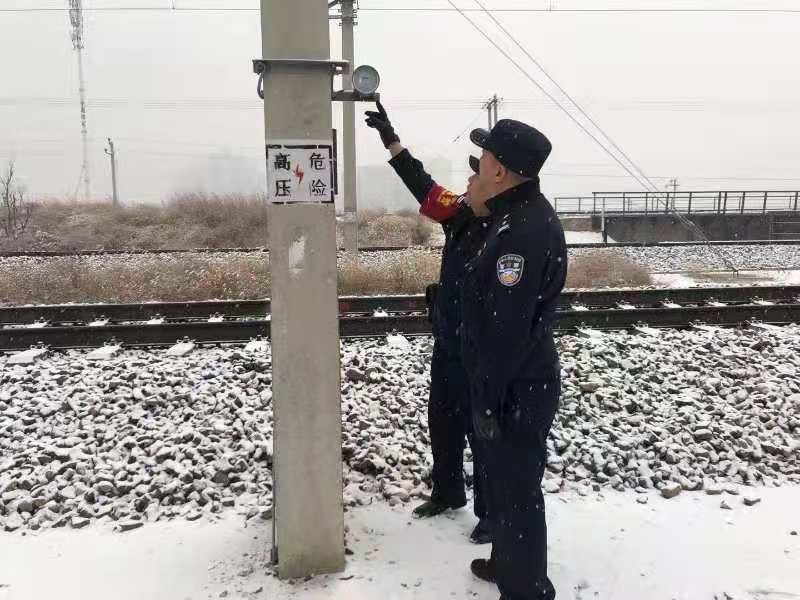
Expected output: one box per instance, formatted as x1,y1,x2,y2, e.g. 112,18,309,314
258,0,344,579
341,0,358,253
484,94,500,128
105,138,119,207
68,0,91,201
666,178,679,210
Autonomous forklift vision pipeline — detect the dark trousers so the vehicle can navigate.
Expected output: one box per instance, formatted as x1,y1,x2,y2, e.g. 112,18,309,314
428,343,486,519
479,378,560,600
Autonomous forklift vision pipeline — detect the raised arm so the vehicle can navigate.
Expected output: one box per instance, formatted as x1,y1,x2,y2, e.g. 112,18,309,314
365,102,463,224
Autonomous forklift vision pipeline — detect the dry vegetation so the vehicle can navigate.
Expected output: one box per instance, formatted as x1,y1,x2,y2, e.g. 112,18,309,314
338,250,441,295
8,194,269,252
0,257,270,305
0,251,649,305
566,251,652,289
356,208,434,247
4,194,434,252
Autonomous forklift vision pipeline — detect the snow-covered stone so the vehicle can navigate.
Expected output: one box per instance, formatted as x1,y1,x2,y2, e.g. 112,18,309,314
1,324,799,532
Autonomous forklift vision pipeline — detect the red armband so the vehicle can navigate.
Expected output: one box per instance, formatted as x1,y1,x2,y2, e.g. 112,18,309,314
419,184,463,223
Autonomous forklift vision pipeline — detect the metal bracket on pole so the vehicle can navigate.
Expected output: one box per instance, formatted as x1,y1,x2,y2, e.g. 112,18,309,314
252,58,349,76
254,59,379,103
254,59,348,99
331,90,380,103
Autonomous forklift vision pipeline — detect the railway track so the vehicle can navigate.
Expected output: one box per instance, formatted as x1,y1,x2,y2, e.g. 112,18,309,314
1,239,799,259
1,286,799,351
1,285,798,324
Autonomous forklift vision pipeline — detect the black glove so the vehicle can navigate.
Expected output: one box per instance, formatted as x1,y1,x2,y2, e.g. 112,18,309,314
424,283,439,306
364,101,400,149
472,409,502,442
425,283,439,324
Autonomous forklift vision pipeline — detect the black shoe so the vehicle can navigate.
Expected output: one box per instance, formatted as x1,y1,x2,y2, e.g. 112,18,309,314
470,558,496,583
412,499,464,519
469,518,492,545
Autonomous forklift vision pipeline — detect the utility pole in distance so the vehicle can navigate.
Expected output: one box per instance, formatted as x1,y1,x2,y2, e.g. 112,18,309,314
68,0,91,201
257,0,344,580
666,178,679,211
104,138,119,207
484,94,500,128
340,0,358,254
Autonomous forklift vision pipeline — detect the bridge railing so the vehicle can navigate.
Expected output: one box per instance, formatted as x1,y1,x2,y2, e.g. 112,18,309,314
554,191,800,216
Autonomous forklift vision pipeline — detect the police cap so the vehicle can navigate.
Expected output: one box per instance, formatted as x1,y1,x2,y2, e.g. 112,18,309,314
470,119,552,179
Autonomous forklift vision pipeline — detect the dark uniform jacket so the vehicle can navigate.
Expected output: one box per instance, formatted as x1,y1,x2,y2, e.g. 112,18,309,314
460,179,567,419
389,149,488,353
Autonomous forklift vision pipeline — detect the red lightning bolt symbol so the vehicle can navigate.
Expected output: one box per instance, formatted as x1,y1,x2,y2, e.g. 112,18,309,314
294,164,305,185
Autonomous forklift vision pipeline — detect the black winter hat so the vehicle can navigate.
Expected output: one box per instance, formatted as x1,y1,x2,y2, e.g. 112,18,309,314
470,119,552,178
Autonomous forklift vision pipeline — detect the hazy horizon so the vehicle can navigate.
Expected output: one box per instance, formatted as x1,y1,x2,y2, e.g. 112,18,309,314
2,0,799,209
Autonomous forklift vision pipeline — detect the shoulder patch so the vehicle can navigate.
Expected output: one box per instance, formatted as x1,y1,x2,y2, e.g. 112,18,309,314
497,254,525,287
433,188,460,208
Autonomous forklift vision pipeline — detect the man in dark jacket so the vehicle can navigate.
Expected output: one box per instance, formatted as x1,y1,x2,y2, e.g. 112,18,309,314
364,102,490,543
460,120,567,600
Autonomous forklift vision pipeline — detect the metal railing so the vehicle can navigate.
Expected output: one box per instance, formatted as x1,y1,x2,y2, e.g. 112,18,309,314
554,191,800,216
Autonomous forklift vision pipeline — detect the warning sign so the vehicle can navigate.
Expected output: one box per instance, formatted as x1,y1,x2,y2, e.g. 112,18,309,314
267,141,334,204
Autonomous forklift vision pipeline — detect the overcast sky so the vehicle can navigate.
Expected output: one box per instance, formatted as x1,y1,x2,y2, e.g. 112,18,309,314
2,0,799,209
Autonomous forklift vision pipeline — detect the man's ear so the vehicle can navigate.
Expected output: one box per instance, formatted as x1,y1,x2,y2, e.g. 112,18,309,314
495,164,507,183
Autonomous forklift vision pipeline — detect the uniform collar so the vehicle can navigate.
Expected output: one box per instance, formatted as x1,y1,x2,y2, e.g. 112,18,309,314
485,178,540,217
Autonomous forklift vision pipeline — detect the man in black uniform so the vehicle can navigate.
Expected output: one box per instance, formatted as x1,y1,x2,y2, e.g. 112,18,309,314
364,102,491,543
460,120,567,600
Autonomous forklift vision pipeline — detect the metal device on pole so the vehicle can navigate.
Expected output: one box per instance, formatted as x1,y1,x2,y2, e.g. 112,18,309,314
328,1,376,254
254,0,379,580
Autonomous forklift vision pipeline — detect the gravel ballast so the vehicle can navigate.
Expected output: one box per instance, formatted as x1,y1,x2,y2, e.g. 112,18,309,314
1,326,799,532
1,243,799,278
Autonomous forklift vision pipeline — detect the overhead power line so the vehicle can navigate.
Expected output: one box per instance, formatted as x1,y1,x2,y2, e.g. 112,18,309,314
360,6,800,13
444,0,653,191
3,96,799,115
450,0,739,272
472,0,656,195
451,108,489,143
2,5,800,13
0,96,491,111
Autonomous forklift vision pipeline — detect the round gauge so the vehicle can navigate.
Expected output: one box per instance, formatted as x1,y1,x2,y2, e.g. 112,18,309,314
352,65,381,95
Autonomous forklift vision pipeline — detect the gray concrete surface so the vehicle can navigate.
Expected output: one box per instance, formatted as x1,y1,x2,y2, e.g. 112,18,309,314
261,0,345,578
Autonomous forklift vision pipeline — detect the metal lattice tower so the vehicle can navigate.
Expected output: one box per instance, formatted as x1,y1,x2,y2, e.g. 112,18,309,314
69,0,91,201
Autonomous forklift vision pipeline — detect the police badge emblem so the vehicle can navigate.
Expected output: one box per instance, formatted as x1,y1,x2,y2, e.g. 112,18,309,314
497,254,524,287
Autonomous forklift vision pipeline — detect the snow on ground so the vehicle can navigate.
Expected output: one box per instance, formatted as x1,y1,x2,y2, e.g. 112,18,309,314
610,244,800,273
1,328,799,598
653,269,800,288
0,251,264,271
564,231,611,244
377,228,613,250
1,488,799,600
2,244,800,280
